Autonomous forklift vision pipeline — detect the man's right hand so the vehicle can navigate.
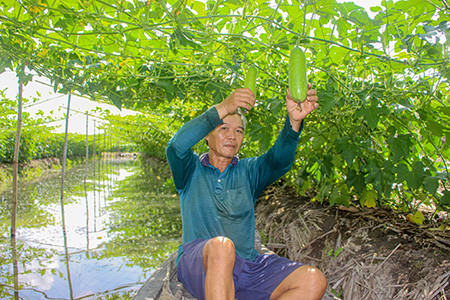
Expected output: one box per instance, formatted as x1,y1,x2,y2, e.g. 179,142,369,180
216,88,256,119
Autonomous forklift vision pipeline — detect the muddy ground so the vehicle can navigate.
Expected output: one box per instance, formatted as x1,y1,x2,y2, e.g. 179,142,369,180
255,184,450,300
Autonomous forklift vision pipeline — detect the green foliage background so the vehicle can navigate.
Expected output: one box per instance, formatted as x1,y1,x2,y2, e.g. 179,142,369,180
1,0,449,214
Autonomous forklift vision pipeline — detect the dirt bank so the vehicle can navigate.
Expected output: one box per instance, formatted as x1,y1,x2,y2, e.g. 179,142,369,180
0,158,61,188
256,184,450,299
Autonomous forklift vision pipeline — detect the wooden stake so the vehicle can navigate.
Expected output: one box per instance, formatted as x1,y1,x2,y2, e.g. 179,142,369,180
11,81,23,238
84,112,90,252
10,78,23,299
60,93,74,300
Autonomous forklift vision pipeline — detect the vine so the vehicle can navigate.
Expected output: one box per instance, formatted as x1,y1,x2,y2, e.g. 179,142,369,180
0,0,449,218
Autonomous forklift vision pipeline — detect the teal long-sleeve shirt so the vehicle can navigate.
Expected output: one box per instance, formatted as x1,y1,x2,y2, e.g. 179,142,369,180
166,106,303,263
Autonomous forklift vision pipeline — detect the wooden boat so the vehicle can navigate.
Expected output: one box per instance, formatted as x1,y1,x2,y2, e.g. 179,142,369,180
133,238,273,300
132,249,195,300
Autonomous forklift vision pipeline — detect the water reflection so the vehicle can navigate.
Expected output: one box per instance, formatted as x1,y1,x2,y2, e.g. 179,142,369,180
10,236,19,300
0,157,181,299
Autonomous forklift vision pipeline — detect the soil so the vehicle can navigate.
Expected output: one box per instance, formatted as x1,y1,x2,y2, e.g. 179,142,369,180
255,184,450,300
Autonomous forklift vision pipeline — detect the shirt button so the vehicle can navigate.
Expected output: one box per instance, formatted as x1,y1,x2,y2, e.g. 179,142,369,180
218,179,221,182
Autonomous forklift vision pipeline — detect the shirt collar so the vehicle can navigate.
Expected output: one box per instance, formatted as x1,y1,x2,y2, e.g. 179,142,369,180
200,153,239,167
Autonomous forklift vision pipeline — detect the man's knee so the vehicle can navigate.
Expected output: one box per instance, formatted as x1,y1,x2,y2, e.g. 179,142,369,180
271,265,327,300
203,236,236,268
293,265,327,297
304,266,327,291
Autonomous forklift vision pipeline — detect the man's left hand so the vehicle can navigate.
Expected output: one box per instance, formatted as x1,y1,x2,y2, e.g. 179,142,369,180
286,83,319,131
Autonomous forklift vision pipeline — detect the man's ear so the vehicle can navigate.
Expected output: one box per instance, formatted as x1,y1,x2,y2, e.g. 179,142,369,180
205,135,209,146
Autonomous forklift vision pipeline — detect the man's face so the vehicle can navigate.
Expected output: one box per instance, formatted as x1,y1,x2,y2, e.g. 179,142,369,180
206,113,244,160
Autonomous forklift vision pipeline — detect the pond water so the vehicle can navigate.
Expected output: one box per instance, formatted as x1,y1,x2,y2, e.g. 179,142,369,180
0,157,182,299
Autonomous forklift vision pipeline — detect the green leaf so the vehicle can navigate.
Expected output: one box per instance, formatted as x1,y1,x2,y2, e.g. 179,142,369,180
355,106,379,129
335,136,357,166
360,189,377,208
319,91,338,114
424,176,439,195
396,163,410,183
321,154,335,177
437,107,450,119
389,134,413,162
347,169,365,194
109,93,122,110
348,9,370,27
426,118,446,137
440,191,450,207
407,211,425,225
364,159,380,185
407,161,426,190
266,96,283,115
213,88,226,104
329,184,350,207
157,79,175,95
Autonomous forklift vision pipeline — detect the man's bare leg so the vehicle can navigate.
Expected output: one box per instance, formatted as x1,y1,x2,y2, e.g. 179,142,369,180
202,236,236,300
270,265,327,300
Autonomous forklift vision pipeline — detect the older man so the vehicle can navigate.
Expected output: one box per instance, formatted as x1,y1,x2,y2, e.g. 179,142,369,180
166,84,327,300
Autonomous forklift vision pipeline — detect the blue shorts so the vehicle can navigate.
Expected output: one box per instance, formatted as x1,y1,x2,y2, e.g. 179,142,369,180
177,239,304,300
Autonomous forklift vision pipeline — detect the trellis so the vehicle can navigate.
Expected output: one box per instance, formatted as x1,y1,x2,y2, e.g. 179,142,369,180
2,0,449,217
2,0,447,109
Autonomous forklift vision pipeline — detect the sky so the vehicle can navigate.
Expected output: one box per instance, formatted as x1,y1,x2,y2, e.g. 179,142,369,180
0,0,381,135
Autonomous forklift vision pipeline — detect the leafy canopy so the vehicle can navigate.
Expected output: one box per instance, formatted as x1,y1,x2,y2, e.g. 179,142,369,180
1,0,449,214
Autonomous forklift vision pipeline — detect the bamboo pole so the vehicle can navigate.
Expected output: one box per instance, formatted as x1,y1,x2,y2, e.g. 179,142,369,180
59,93,74,300
103,130,106,203
11,81,23,239
10,78,23,299
93,120,96,231
109,134,112,193
84,112,89,190
10,235,19,300
59,93,70,232
97,127,101,212
84,112,90,252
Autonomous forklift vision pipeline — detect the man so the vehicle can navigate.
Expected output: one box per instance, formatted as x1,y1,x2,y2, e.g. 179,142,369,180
166,84,327,300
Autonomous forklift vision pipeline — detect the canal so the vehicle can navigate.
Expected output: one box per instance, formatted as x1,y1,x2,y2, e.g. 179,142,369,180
0,156,181,299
